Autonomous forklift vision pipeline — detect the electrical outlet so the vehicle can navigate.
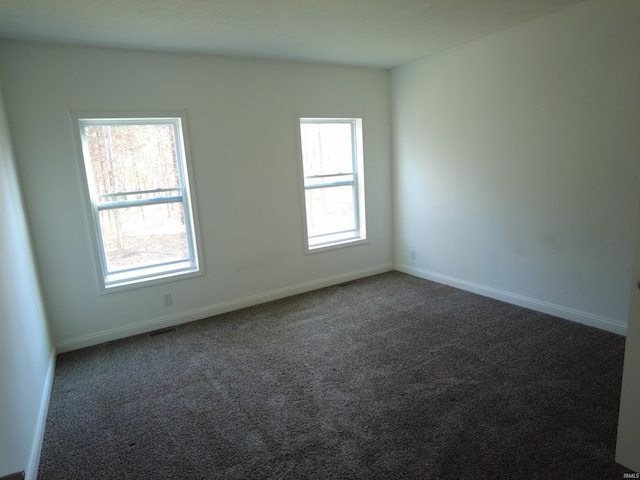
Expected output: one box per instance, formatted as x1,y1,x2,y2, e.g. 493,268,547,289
162,293,172,307
410,249,416,260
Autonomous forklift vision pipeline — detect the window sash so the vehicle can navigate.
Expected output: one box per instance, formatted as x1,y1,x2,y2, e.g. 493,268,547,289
305,183,359,242
299,118,357,177
95,202,193,275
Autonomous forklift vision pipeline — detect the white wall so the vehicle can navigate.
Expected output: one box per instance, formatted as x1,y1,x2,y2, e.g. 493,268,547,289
0,42,393,352
0,81,55,479
392,0,640,334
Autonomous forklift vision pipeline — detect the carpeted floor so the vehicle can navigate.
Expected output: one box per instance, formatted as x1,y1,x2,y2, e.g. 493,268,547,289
38,272,632,479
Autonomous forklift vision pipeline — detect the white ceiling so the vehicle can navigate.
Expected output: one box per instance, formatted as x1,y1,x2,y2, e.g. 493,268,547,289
0,0,587,68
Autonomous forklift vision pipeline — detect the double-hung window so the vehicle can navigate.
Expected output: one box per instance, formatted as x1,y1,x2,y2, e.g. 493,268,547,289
298,117,366,252
74,114,201,291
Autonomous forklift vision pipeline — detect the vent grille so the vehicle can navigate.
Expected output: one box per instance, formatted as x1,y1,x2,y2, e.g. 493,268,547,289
0,472,25,480
148,327,177,337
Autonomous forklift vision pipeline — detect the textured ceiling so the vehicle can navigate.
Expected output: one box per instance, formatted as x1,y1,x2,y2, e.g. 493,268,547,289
0,0,587,68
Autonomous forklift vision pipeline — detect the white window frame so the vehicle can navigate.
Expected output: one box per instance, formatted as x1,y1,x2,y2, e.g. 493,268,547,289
296,116,367,253
71,111,203,293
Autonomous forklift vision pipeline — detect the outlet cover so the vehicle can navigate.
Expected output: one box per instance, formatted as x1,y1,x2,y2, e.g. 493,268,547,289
162,293,172,306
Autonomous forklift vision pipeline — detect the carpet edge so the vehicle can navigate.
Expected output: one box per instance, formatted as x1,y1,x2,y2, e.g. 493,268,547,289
55,263,395,353
395,263,627,336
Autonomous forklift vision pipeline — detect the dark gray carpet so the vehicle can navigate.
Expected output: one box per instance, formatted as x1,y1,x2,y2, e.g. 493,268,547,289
38,272,631,479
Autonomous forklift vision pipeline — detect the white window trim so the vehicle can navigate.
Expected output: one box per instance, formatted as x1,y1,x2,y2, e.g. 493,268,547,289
295,115,367,254
71,111,204,293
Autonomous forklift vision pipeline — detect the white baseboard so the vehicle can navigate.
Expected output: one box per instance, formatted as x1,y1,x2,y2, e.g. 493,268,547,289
395,263,627,336
56,263,395,353
26,347,56,480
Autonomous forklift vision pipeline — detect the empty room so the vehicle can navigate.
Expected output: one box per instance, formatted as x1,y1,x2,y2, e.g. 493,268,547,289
1,0,639,478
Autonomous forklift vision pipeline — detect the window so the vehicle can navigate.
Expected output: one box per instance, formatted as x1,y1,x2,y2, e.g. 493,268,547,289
74,114,201,290
298,117,366,251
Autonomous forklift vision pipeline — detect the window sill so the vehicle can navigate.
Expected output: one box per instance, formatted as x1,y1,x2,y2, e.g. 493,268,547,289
100,265,203,294
305,237,368,255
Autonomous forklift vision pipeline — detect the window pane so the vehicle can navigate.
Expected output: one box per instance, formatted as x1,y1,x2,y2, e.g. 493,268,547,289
305,185,356,238
99,203,188,273
300,122,354,176
83,123,180,194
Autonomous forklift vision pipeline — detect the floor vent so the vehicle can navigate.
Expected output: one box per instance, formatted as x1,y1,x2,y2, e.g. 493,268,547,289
337,281,355,287
0,472,25,480
148,327,177,337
